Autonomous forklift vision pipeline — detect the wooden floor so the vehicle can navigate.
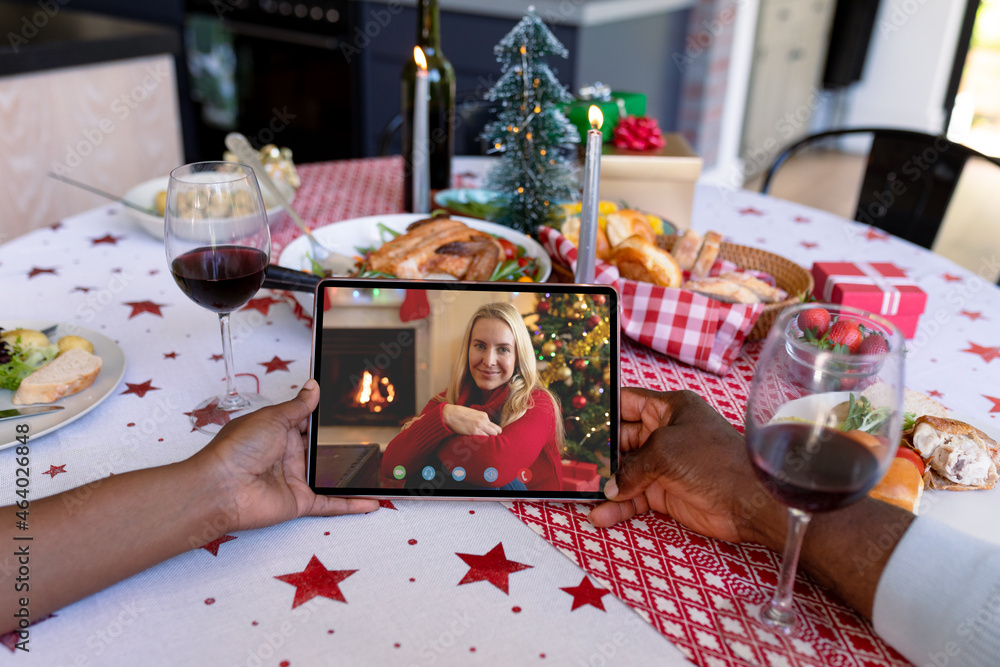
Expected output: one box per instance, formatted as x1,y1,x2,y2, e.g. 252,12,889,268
742,150,1000,283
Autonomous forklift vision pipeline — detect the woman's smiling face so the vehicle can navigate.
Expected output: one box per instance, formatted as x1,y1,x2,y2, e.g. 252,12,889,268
468,317,516,391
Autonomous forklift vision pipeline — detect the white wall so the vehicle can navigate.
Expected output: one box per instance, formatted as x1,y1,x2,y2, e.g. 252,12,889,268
843,0,967,132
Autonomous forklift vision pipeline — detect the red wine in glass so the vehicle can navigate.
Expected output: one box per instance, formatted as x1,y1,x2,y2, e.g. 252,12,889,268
748,423,883,513
170,245,268,313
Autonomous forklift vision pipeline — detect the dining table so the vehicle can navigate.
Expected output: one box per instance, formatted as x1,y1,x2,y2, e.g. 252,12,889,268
2,155,999,667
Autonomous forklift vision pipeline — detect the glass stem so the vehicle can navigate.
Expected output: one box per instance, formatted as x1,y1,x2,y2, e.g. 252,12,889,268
761,508,812,633
217,312,246,411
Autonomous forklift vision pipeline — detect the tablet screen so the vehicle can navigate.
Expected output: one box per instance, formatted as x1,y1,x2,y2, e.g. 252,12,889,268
308,279,619,500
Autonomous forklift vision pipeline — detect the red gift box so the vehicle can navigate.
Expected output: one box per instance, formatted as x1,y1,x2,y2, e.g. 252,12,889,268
811,261,927,338
561,460,600,493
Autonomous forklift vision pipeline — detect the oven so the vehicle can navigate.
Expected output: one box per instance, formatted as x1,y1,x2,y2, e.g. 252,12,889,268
184,0,359,163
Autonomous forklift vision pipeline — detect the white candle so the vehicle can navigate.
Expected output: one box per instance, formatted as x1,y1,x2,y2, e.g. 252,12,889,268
576,105,604,284
412,46,431,215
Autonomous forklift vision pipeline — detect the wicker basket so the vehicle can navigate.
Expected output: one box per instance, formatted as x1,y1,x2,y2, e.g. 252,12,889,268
549,237,813,340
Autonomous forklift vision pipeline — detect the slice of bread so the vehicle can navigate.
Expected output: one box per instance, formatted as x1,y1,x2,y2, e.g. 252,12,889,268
12,349,102,405
612,235,683,287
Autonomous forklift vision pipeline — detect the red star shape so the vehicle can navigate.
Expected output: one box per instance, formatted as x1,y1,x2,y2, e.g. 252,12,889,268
244,296,280,316
456,542,532,594
962,342,1000,364
28,267,57,279
91,234,123,245
863,228,889,241
43,464,67,478
560,576,612,611
122,380,160,398
739,207,763,216
49,222,63,231
201,535,238,556
124,301,166,319
927,390,944,398
960,310,984,321
185,399,233,430
73,286,94,293
793,216,810,223
800,241,818,249
210,354,224,362
260,356,293,374
379,499,398,510
942,273,963,283
275,555,357,608
986,396,1000,414
163,351,178,359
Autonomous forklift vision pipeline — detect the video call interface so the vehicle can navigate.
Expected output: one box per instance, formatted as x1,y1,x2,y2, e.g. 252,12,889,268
309,283,617,498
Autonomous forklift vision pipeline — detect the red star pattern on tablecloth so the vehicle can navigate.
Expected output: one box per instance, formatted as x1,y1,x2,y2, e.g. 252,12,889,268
164,352,178,359
260,356,293,374
27,267,57,279
738,207,763,215
560,576,612,612
43,464,67,478
122,380,160,398
927,390,944,398
942,273,963,282
275,555,357,608
210,354,224,362
244,296,281,316
960,310,985,321
863,228,889,241
793,216,810,223
986,396,1000,414
962,342,1000,364
379,499,397,510
1,614,53,652
124,301,166,319
73,286,94,293
91,234,123,245
201,535,238,556
456,543,532,594
800,241,818,249
185,399,232,430
49,222,62,231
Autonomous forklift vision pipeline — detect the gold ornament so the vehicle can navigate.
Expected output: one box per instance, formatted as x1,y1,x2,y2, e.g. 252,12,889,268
603,368,611,385
542,340,557,356
556,365,572,381
574,300,588,312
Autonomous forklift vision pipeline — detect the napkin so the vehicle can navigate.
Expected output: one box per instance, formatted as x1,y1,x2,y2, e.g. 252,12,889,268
538,227,763,375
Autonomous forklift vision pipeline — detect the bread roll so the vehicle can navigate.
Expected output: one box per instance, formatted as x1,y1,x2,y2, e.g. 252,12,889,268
718,271,787,303
612,235,682,288
682,277,760,304
12,349,102,405
672,229,702,270
869,457,923,513
691,231,722,278
606,209,656,246
561,217,611,260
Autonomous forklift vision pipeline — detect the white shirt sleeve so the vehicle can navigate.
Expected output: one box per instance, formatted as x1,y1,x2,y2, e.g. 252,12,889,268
873,516,1000,667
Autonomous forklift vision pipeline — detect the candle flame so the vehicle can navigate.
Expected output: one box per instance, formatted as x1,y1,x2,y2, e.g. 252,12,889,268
414,46,427,71
588,105,604,130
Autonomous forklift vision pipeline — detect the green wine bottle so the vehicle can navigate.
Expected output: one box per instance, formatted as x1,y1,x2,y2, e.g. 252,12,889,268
402,0,455,212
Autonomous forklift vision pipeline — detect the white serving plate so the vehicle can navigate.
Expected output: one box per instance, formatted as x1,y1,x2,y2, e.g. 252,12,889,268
1,321,126,451
277,213,553,311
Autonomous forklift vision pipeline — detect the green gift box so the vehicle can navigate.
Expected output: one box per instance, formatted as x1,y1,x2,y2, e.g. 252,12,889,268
564,90,646,143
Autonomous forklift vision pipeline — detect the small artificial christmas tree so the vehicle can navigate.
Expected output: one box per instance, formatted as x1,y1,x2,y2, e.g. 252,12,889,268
526,292,612,469
482,9,580,235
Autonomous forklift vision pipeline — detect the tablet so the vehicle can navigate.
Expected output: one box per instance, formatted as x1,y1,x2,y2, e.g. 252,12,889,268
307,278,620,501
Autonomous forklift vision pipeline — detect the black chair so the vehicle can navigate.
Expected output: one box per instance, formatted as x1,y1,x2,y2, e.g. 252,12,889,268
760,128,1000,251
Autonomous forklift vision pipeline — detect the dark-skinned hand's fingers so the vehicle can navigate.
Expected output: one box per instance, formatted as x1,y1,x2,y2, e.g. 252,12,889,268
588,494,651,528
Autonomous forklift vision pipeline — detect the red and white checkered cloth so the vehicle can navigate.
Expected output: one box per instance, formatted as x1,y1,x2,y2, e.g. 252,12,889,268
539,226,763,376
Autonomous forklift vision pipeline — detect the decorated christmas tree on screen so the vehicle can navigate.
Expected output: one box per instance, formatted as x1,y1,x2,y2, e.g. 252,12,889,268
526,292,612,473
482,9,579,235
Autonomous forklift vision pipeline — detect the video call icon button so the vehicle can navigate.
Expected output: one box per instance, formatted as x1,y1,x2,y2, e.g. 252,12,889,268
421,466,435,481
517,468,532,484
392,465,406,480
452,467,466,482
483,467,499,483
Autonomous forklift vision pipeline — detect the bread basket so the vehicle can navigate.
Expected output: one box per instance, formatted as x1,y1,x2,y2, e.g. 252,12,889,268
549,236,812,340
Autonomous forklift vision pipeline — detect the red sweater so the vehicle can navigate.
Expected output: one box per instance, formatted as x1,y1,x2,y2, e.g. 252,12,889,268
380,385,563,491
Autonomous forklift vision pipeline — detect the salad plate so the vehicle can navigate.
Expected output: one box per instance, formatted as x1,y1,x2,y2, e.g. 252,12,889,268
0,320,126,451
277,213,552,311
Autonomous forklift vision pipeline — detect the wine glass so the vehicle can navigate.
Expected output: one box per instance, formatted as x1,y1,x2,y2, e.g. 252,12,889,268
745,303,905,634
164,162,271,432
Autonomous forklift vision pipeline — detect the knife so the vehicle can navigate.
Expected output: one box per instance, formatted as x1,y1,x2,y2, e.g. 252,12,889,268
0,405,65,422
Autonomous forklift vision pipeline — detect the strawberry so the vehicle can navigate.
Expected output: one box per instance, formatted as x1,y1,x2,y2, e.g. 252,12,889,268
797,307,831,337
857,333,889,356
827,319,863,353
